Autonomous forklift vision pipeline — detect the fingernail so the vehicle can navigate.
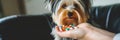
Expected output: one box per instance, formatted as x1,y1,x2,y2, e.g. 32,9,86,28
70,27,73,30
74,27,78,29
56,26,60,31
59,26,63,31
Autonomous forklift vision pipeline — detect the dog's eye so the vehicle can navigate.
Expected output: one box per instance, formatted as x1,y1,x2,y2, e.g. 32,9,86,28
62,4,67,8
74,4,79,8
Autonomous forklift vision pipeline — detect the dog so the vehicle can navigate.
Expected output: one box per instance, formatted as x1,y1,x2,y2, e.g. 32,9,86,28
45,0,91,40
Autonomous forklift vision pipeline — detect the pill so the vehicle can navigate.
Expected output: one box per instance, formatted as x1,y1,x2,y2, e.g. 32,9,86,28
65,28,70,31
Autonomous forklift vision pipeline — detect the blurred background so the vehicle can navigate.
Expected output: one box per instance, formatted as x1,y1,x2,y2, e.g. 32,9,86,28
0,0,119,40
0,0,120,17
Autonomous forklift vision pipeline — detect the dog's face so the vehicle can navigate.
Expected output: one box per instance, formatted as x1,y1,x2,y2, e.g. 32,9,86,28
46,0,91,26
51,0,90,26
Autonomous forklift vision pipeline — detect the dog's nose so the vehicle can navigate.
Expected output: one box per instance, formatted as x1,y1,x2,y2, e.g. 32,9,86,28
68,12,73,18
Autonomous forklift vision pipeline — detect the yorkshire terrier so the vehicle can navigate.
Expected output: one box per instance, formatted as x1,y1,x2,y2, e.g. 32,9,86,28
45,0,91,40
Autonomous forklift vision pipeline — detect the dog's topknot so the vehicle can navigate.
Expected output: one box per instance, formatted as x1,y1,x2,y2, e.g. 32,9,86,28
45,0,92,13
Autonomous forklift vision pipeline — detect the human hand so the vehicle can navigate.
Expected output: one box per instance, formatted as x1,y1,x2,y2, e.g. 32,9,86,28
55,23,115,40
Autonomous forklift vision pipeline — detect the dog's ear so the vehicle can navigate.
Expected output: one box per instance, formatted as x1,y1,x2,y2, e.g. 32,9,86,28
45,0,60,13
81,0,92,10
79,0,92,22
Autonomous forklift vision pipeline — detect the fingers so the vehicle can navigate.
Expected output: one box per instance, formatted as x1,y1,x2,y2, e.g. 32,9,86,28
55,26,86,39
55,26,72,37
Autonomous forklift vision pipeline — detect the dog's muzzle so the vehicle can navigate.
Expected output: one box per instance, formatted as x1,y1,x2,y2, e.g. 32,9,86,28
68,12,73,18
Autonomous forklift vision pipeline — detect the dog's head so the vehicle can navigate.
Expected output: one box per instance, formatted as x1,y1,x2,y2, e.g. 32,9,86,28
46,0,91,26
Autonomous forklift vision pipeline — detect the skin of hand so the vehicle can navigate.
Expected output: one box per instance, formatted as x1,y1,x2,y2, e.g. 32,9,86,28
56,23,115,40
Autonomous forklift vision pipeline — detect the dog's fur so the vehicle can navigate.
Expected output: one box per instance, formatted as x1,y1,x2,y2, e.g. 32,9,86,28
45,0,91,40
